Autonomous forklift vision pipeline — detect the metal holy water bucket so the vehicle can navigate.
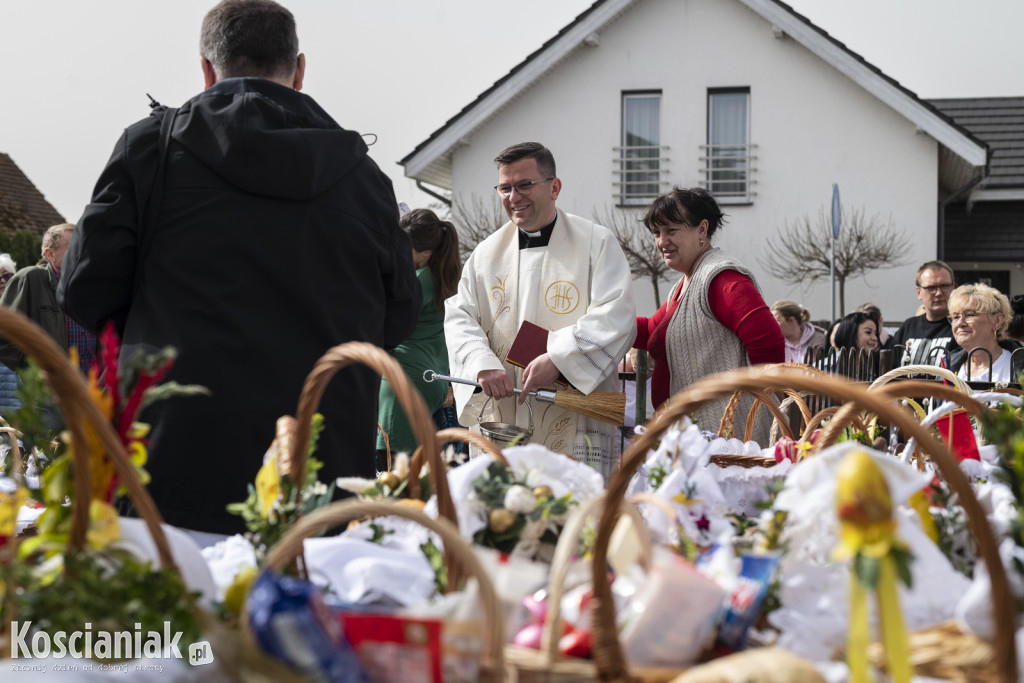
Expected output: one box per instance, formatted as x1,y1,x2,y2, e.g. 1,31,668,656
477,396,534,446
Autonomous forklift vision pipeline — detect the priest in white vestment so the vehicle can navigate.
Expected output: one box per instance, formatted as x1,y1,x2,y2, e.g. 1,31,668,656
445,142,636,477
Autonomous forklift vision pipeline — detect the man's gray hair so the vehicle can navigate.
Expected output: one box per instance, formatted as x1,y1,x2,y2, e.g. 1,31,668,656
42,223,74,254
200,0,299,81
0,253,16,273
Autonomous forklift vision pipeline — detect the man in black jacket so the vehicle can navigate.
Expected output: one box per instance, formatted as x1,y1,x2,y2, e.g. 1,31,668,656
891,260,958,367
57,0,420,540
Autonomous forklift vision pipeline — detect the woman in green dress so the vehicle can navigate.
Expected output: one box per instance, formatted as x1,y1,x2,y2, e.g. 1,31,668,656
376,208,461,467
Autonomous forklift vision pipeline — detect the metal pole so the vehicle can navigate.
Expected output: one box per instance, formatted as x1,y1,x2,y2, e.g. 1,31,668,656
830,236,836,324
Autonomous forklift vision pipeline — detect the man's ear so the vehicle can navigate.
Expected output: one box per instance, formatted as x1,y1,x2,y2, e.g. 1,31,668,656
291,53,306,91
201,57,217,89
550,177,562,201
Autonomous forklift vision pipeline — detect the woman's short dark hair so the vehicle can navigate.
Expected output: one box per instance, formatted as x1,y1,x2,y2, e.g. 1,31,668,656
833,311,878,350
642,187,726,238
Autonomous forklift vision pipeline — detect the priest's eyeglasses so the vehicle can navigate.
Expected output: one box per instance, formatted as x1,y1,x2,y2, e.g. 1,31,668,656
494,177,555,198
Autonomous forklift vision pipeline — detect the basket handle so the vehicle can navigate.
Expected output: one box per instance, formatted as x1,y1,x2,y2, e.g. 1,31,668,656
286,342,455,531
718,387,792,442
538,495,652,663
258,499,505,672
870,365,972,394
408,428,510,482
0,307,177,570
590,365,1016,682
815,380,988,456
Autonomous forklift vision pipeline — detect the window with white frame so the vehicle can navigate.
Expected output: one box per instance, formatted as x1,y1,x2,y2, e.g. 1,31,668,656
617,92,664,206
704,88,754,203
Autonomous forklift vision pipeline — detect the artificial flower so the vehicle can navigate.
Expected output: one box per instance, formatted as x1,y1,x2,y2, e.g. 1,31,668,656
86,499,121,549
0,485,28,540
504,485,538,514
255,457,280,520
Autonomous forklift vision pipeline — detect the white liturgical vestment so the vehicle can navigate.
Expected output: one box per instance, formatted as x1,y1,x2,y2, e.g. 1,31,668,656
445,209,636,477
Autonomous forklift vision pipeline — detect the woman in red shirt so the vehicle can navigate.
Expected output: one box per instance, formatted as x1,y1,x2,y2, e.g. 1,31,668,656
634,188,784,436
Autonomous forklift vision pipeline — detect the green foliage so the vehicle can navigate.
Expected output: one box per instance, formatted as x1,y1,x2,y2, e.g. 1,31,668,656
852,545,914,590
470,460,574,555
2,361,64,480
420,537,447,595
1,549,203,660
226,461,335,563
226,414,335,563
927,478,975,577
367,522,393,544
978,401,1024,611
0,225,43,272
647,463,669,491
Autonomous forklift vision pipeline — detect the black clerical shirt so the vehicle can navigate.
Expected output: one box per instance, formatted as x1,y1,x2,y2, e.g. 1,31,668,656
518,215,557,249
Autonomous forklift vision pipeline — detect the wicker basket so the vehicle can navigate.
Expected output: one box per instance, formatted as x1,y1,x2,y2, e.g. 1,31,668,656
814,380,987,460
260,499,507,681
278,341,481,590
871,364,973,394
591,365,1017,682
716,387,793,442
503,495,685,682
0,307,301,681
707,388,792,469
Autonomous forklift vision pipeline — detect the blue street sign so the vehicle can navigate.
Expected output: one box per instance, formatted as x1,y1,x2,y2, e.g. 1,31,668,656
831,183,841,239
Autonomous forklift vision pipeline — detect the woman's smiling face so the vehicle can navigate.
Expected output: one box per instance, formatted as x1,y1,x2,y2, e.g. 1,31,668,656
650,219,706,275
949,302,1001,352
856,320,879,350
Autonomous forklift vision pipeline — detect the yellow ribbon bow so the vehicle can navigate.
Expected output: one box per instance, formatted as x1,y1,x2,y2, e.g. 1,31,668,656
833,450,913,683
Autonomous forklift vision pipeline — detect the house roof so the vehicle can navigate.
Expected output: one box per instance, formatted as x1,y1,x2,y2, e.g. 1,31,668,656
928,97,1024,195
400,0,989,192
0,152,65,234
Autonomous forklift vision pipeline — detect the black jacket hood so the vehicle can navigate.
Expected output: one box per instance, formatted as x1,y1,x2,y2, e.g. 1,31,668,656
169,78,367,200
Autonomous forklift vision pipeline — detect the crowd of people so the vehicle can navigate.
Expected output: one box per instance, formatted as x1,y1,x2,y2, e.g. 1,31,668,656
2,0,1024,550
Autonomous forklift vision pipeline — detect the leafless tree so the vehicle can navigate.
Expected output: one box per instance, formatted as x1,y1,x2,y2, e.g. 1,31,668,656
593,205,671,307
758,206,912,316
451,193,507,265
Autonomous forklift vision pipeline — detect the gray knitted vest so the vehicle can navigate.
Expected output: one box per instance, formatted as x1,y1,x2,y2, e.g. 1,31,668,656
665,248,771,442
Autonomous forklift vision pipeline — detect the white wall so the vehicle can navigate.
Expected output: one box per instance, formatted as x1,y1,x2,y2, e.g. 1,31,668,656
449,0,943,324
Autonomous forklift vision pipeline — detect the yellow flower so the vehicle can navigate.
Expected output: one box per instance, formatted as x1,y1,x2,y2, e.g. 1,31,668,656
87,499,121,549
908,490,938,544
672,490,703,507
81,365,118,501
223,566,258,614
255,458,280,520
796,440,815,460
0,487,28,537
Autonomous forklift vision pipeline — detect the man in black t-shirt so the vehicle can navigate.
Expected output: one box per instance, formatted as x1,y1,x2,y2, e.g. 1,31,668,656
891,260,958,366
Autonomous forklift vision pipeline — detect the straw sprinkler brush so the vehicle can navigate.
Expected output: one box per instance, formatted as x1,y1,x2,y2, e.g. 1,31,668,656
423,370,626,426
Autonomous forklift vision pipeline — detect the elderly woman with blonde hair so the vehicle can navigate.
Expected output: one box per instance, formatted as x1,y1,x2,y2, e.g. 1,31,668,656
947,282,1023,383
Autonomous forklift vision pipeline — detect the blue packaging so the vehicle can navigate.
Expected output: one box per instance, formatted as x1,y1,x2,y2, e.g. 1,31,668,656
247,569,370,683
713,553,780,653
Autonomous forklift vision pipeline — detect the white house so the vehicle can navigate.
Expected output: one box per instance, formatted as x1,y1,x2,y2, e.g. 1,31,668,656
400,0,994,323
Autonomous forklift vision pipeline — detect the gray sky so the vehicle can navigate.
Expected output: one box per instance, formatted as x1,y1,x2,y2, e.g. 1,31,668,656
1,0,1022,223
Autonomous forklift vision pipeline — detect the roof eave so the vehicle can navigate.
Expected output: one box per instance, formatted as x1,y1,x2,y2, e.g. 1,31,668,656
741,0,988,168
401,0,638,189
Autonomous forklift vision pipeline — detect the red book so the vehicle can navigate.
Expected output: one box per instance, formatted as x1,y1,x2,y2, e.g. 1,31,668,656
505,320,568,386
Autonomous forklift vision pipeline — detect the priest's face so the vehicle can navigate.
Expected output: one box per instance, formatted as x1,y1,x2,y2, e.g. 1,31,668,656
497,158,561,233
